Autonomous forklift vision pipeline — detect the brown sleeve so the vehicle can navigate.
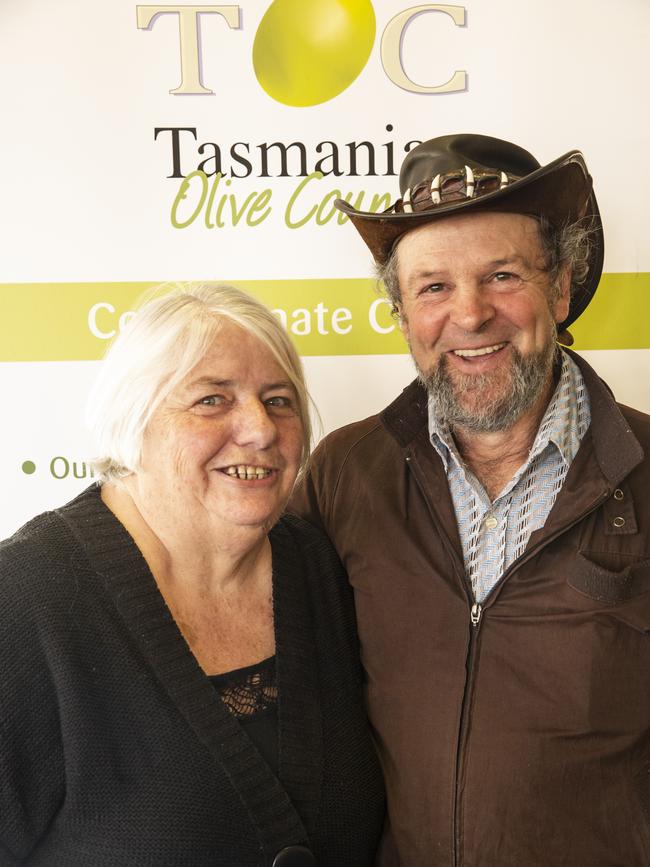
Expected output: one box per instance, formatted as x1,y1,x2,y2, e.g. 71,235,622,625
288,439,330,534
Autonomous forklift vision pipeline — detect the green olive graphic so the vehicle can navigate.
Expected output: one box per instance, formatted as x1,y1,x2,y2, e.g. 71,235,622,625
253,0,376,107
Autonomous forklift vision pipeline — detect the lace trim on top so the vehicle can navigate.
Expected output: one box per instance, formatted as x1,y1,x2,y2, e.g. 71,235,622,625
209,655,277,718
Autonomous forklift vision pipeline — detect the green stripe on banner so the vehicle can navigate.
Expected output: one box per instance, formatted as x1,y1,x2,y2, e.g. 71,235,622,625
569,272,650,349
0,274,648,361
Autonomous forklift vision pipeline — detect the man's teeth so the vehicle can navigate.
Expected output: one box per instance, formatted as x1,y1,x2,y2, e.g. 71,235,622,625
453,342,506,358
224,465,272,480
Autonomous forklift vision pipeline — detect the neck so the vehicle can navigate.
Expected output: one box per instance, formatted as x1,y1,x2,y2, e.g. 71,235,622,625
101,482,271,596
452,378,553,501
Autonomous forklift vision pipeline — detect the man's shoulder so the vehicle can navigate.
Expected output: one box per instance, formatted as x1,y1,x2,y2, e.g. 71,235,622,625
618,401,650,438
318,411,386,453
617,402,650,472
312,378,427,468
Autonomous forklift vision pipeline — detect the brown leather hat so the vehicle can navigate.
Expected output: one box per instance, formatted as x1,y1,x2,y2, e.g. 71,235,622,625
335,133,603,330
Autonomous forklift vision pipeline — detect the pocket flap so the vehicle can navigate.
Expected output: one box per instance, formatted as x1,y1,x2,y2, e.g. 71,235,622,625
569,554,650,604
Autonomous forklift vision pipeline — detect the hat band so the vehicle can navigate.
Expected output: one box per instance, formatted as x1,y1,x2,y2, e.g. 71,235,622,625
397,166,519,214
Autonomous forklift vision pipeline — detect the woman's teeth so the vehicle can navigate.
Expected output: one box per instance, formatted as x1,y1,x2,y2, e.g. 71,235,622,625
453,342,506,358
223,466,272,480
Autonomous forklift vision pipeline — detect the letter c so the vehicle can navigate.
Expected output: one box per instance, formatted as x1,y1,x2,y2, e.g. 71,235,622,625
369,298,396,334
88,302,116,339
381,4,467,94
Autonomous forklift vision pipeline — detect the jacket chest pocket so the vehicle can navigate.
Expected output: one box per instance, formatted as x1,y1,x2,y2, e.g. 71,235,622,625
571,484,650,632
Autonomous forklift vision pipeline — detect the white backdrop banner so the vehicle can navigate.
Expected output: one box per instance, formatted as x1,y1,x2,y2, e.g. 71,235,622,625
1,0,649,537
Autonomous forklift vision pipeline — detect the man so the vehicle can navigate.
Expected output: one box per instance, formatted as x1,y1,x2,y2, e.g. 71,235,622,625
291,135,650,866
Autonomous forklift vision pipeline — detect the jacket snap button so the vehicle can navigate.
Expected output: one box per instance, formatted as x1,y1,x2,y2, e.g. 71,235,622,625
271,845,316,867
613,488,624,500
613,516,626,528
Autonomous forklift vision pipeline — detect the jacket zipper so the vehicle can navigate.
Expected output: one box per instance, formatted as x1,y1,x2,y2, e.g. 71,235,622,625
406,451,612,867
453,490,612,867
452,600,482,867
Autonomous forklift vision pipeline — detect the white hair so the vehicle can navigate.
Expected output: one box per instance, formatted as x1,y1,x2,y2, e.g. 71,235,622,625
86,283,313,483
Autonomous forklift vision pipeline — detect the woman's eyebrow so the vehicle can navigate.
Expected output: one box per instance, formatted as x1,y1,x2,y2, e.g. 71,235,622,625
186,377,294,390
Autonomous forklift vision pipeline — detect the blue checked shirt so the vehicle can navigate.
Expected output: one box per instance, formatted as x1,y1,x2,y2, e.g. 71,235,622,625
428,351,591,603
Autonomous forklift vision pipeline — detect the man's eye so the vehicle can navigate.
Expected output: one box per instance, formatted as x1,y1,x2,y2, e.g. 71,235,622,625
493,272,515,282
420,283,445,294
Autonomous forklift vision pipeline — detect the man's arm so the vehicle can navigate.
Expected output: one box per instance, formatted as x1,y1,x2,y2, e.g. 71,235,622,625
289,438,330,533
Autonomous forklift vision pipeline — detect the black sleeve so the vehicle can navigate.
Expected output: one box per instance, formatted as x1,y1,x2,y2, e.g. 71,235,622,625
0,525,67,863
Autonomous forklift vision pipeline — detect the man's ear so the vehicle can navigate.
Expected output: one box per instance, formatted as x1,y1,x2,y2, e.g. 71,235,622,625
391,301,409,340
553,264,571,324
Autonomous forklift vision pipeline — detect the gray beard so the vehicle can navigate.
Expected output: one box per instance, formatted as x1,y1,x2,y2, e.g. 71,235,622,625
419,338,558,434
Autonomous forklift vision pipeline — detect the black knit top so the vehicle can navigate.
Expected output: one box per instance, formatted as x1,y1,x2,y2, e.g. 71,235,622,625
210,656,279,773
0,486,384,866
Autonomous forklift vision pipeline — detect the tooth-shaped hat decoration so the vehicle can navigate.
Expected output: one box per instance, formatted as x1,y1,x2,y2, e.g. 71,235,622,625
334,133,603,330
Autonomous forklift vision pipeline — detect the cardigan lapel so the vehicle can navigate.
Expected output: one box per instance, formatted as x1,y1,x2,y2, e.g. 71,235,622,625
269,519,323,840
59,486,320,863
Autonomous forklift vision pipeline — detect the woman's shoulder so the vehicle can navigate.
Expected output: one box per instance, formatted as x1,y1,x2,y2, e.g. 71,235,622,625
271,513,352,613
272,512,343,570
0,486,102,601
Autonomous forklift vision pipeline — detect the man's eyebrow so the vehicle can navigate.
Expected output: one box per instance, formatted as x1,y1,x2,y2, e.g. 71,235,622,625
491,252,550,271
487,256,529,268
408,268,447,280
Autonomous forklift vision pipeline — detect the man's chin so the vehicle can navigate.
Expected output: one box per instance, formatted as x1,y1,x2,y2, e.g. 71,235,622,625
420,344,557,434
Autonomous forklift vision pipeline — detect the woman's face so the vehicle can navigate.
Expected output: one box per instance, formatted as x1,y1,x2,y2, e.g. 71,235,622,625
137,320,304,535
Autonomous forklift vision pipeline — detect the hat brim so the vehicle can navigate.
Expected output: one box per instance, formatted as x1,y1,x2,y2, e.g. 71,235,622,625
335,152,603,330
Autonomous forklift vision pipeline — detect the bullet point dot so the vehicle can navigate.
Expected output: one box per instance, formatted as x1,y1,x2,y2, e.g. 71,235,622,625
22,461,36,475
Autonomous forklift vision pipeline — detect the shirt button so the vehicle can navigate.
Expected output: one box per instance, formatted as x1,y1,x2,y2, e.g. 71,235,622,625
484,515,498,530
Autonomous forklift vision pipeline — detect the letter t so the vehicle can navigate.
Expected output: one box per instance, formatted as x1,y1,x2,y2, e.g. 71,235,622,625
136,5,241,95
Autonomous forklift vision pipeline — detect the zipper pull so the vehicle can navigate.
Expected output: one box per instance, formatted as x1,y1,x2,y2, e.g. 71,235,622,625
470,602,482,625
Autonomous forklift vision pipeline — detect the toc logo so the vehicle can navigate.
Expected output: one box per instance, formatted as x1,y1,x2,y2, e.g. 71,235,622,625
136,2,467,107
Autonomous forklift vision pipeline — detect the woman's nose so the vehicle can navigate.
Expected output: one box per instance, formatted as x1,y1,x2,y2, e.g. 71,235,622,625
231,399,277,448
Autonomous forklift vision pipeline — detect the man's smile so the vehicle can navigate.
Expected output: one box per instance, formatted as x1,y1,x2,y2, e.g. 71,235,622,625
451,341,508,358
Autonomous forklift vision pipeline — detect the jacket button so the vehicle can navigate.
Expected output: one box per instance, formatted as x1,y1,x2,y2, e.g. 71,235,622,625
272,845,316,867
613,516,626,528
613,488,624,500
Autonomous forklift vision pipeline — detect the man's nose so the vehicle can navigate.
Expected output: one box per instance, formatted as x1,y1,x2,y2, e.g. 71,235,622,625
449,284,494,332
230,399,277,448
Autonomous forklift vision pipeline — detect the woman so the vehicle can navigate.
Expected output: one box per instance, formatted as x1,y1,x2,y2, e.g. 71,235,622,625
0,284,384,866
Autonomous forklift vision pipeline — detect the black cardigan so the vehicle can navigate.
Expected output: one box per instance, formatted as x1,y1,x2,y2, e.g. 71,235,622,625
0,486,384,866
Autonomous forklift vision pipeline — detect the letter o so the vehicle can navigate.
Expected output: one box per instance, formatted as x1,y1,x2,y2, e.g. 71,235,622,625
50,456,70,479
119,310,136,332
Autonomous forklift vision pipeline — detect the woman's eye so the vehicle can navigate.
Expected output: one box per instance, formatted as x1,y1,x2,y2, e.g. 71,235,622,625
197,395,225,407
265,395,293,409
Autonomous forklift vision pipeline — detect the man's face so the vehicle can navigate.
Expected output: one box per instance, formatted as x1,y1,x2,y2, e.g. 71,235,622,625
395,211,570,432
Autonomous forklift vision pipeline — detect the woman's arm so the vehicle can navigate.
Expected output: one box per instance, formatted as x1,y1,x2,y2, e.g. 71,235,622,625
0,523,67,863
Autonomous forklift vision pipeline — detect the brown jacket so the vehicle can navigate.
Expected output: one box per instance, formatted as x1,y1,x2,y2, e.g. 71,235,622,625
291,352,650,867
